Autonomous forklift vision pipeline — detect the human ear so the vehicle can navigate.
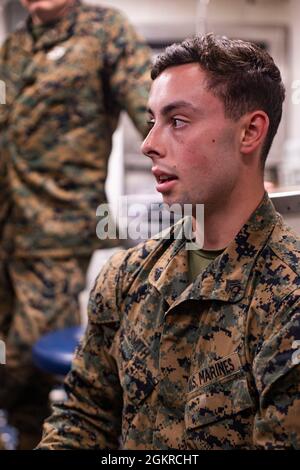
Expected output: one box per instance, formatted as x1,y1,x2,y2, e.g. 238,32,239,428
240,111,269,155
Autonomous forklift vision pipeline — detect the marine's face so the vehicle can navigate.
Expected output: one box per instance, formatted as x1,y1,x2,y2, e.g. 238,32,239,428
20,0,73,21
142,63,244,210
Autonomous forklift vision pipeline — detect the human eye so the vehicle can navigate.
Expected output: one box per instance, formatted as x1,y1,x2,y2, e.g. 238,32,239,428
172,117,188,128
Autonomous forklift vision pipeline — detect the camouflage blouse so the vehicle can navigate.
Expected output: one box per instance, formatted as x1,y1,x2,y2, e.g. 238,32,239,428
39,194,300,449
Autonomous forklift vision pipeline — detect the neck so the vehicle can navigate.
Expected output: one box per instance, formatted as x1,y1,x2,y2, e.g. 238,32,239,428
31,1,75,25
193,179,265,250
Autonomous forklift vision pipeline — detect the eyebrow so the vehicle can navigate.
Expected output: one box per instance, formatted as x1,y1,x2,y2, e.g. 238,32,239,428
147,100,199,117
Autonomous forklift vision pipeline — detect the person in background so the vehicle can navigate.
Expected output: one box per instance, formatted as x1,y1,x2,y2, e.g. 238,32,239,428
37,33,300,450
0,0,151,449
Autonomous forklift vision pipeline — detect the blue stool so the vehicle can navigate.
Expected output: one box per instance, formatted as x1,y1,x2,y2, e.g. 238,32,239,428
32,326,85,376
0,327,85,449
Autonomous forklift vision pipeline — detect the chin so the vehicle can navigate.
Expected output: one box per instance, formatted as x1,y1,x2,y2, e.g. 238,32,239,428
161,197,184,212
161,194,176,207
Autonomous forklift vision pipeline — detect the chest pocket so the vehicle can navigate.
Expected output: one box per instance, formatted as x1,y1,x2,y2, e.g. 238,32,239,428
185,375,255,449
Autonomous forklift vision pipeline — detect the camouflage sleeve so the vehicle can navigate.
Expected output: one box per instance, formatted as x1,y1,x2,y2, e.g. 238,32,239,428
103,9,152,137
0,39,11,242
0,37,11,128
37,249,128,450
0,152,9,243
252,295,300,449
0,38,8,136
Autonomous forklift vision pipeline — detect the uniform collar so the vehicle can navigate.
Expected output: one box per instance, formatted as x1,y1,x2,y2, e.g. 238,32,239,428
148,193,279,306
26,0,81,51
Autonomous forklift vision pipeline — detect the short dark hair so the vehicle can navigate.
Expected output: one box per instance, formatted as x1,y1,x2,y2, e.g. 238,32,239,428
151,33,285,164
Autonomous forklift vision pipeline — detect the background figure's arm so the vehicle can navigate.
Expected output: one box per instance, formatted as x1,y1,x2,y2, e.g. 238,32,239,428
37,250,128,449
104,9,152,137
0,38,12,245
0,39,8,122
252,297,300,449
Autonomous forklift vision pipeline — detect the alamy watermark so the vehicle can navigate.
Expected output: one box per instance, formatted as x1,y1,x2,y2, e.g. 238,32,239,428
0,80,6,104
0,340,5,365
96,197,204,250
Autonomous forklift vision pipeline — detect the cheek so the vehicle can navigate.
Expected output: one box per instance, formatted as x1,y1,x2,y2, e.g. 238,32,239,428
170,133,219,176
185,143,211,173
184,139,232,180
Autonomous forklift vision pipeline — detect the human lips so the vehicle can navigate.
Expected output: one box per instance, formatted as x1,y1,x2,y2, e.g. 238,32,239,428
152,167,178,183
152,167,178,193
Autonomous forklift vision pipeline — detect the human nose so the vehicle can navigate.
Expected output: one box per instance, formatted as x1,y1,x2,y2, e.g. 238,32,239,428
141,124,165,160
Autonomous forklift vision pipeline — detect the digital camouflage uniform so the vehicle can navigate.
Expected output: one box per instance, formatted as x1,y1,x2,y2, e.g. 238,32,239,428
0,0,151,447
38,194,300,450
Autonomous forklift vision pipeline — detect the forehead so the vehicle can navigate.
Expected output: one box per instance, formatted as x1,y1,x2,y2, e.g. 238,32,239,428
148,63,221,112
